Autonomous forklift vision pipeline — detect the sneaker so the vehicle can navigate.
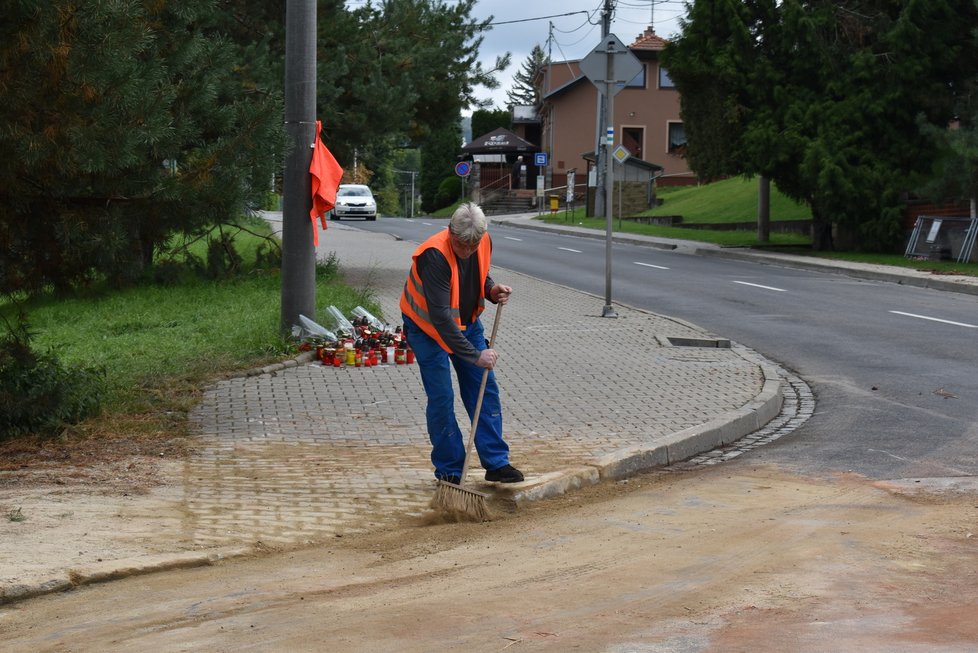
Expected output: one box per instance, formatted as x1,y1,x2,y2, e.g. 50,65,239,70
484,464,524,483
438,474,461,485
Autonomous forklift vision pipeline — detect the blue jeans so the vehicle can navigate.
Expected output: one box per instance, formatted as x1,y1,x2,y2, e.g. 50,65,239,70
402,315,510,479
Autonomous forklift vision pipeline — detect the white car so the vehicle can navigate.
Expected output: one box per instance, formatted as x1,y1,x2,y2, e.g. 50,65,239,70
331,184,377,221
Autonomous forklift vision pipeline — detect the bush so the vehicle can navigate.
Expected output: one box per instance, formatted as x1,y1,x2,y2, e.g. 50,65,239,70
0,313,107,440
206,231,244,279
262,192,282,211
434,176,463,210
152,255,206,286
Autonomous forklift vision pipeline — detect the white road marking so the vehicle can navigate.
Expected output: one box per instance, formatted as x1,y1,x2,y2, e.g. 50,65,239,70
867,448,971,475
889,311,977,328
504,236,523,241
558,247,582,253
634,262,669,270
732,280,787,292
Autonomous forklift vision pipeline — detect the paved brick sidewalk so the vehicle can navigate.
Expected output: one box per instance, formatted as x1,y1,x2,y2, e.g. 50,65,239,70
184,222,779,547
1,220,781,604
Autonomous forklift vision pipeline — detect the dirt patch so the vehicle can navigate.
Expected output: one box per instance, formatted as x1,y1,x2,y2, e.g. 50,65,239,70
3,443,978,653
0,431,189,491
4,463,978,652
0,432,194,589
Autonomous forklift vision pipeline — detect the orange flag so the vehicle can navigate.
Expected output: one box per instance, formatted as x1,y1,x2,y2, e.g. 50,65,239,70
309,120,344,246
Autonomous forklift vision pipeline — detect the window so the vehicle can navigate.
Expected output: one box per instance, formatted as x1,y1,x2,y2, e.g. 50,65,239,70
658,65,675,89
622,127,644,160
667,122,686,154
625,64,646,89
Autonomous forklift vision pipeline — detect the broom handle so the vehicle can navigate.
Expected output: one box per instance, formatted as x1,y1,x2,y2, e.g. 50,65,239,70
459,303,502,482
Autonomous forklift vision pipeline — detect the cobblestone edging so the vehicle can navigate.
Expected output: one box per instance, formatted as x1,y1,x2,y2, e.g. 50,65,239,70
670,366,814,470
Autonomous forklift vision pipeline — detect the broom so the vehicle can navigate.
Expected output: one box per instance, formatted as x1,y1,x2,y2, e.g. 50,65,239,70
430,304,503,521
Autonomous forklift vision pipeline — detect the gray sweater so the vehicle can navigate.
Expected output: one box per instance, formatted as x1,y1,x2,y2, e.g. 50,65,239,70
416,245,495,364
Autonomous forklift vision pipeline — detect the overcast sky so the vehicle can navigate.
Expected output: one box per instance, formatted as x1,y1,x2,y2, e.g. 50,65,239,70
469,0,688,111
342,1,688,114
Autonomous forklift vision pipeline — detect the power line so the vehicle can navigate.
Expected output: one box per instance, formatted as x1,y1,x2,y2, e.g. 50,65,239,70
616,0,686,7
552,24,601,50
488,10,592,27
552,12,600,34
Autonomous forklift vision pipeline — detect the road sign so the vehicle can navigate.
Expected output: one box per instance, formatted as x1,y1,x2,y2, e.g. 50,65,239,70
534,152,548,167
579,34,644,97
613,145,631,164
454,161,471,177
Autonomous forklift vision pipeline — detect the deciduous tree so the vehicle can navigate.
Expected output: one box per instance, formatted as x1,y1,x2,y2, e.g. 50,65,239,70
471,109,512,140
316,0,509,179
420,123,463,212
663,0,978,251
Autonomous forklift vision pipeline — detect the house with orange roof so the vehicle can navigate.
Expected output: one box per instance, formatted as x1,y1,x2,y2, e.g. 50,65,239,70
529,27,695,203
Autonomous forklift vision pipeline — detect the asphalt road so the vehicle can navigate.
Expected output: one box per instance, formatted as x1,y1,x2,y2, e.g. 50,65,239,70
353,215,978,482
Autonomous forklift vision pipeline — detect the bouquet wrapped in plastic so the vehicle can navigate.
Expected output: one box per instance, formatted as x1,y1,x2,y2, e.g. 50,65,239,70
291,314,337,351
351,306,386,332
324,305,356,339
292,305,412,367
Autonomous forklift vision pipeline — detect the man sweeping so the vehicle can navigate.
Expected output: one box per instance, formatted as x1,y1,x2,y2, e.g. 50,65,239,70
400,203,524,490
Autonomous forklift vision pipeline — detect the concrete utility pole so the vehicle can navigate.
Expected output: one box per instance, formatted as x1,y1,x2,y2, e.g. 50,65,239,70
601,26,617,318
547,21,555,160
579,0,641,319
280,0,317,334
589,0,617,317
593,1,612,221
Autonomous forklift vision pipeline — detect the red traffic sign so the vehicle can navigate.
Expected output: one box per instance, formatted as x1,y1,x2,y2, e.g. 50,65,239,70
454,161,472,177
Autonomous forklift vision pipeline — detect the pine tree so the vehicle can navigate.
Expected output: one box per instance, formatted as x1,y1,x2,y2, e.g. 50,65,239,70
0,0,283,293
659,0,757,183
0,0,510,293
506,45,548,108
919,85,978,211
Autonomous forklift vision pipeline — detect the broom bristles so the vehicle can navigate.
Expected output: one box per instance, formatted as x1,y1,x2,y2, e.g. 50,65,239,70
431,481,491,521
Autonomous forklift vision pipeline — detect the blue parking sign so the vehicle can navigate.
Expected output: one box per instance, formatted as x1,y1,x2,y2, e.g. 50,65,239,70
534,152,548,167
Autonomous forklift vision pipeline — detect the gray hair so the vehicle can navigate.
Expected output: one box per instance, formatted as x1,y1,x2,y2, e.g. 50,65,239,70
449,202,487,244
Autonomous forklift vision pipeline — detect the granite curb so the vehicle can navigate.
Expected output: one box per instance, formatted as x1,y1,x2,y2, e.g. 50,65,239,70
1,547,254,606
494,352,783,508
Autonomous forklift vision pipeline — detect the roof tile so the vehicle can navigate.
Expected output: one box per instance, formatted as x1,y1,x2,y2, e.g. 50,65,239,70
629,27,669,51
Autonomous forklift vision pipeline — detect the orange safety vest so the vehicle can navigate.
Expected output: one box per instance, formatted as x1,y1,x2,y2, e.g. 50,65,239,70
400,229,492,352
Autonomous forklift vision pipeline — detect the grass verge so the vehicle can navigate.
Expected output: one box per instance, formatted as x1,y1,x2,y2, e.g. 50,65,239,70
0,221,384,451
648,176,812,222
